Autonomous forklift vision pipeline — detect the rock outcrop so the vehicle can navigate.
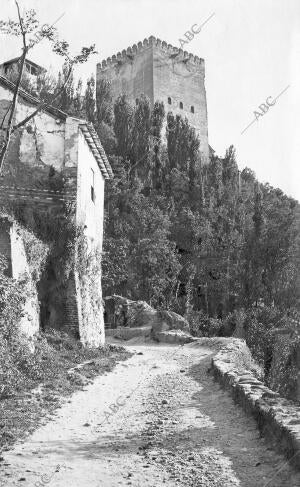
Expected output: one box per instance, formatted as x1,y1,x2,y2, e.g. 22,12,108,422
104,295,158,328
151,310,190,340
104,295,191,342
155,330,196,345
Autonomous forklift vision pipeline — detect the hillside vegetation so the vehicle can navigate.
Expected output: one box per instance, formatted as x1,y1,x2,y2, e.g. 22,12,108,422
2,69,300,399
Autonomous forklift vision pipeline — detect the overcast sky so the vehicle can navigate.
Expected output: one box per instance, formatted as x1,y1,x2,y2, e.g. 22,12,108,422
1,0,300,201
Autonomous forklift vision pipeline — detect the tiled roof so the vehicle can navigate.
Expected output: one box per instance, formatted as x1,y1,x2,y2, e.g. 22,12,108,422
79,122,113,180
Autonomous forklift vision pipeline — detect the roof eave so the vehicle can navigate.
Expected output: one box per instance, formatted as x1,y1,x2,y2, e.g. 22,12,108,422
79,122,113,180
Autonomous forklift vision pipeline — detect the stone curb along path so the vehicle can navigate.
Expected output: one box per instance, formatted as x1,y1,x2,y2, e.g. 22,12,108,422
211,339,300,470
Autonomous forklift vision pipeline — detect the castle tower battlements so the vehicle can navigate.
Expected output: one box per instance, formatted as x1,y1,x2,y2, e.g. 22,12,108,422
97,35,209,165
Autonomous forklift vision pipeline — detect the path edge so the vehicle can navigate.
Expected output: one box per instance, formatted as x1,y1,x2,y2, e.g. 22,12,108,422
211,339,300,470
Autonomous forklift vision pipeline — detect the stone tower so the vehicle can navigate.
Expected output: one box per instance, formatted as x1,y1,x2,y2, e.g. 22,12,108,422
96,36,209,165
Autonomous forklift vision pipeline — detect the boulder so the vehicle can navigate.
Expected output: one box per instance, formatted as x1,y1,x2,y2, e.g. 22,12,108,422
106,325,152,340
156,330,196,345
104,295,158,328
151,310,190,340
104,296,191,341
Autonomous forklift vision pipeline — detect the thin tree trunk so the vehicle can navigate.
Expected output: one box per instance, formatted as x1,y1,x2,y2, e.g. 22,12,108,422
0,1,27,174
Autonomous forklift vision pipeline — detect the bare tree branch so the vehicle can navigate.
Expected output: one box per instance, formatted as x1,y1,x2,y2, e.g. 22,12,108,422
0,3,96,175
12,64,73,131
15,0,26,50
0,1,27,174
0,102,13,130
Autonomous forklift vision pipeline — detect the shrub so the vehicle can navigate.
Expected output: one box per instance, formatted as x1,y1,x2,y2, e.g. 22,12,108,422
221,309,247,337
188,310,223,337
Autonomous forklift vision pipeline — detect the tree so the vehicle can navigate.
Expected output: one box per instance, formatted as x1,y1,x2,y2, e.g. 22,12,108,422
83,75,96,123
130,95,151,180
96,78,114,126
100,90,300,320
0,1,97,173
150,101,165,190
113,94,133,160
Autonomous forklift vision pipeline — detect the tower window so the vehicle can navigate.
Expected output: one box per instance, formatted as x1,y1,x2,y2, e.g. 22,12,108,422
168,97,172,105
91,168,95,203
191,106,195,113
179,102,183,109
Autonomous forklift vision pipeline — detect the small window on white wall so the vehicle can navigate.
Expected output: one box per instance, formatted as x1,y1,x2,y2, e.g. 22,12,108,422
91,168,95,202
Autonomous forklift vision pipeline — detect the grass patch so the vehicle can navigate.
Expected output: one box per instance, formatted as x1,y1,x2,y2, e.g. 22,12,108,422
0,329,131,453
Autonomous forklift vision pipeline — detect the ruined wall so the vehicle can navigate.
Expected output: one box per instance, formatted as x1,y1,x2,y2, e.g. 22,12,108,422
0,219,12,275
10,223,40,340
0,85,65,189
0,82,107,347
97,36,209,165
0,217,39,342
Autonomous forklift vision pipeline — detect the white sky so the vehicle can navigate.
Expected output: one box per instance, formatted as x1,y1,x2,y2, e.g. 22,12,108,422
1,0,300,202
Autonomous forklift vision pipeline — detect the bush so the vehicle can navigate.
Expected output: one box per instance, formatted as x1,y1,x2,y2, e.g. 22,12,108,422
221,309,247,337
228,305,300,402
188,310,223,337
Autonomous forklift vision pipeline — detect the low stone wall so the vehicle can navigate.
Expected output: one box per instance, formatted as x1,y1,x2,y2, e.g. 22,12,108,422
105,325,152,340
211,339,300,469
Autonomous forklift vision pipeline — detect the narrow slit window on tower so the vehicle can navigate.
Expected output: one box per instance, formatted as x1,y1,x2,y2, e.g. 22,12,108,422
179,102,183,109
91,168,95,203
168,97,172,105
191,106,195,113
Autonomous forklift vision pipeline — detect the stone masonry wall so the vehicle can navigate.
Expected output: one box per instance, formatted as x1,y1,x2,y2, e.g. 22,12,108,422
212,339,300,469
0,218,12,275
0,81,107,347
0,217,39,343
0,85,66,189
10,222,39,341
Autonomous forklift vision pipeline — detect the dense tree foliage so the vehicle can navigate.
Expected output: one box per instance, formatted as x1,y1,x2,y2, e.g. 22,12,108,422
3,62,299,400
11,70,300,319
92,87,300,318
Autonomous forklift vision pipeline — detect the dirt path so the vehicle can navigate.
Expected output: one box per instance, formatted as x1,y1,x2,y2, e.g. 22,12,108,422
1,341,299,487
